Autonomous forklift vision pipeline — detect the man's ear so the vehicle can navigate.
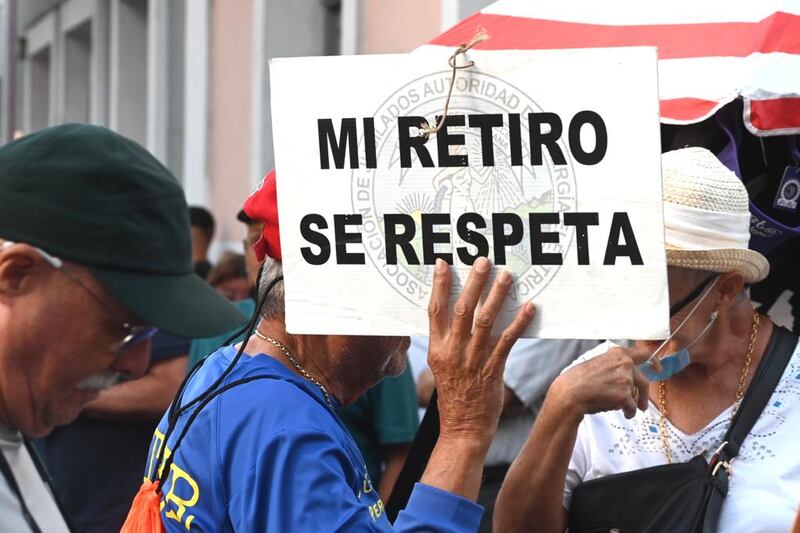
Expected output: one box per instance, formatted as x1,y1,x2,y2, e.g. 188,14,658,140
715,272,745,311
0,243,48,295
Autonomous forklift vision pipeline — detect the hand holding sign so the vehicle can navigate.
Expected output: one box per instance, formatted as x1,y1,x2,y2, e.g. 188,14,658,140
427,257,535,445
419,256,534,500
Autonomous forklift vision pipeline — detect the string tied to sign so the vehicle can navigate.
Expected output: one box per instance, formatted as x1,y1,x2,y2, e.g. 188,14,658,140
418,28,490,139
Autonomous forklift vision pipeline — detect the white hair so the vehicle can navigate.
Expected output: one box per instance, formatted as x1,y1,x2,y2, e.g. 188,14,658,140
257,258,285,320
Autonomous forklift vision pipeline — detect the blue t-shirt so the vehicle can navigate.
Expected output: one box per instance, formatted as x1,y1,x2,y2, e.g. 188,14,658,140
146,346,482,532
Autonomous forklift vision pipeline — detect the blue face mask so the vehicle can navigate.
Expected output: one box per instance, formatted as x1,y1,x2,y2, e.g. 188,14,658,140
638,277,720,382
639,348,692,381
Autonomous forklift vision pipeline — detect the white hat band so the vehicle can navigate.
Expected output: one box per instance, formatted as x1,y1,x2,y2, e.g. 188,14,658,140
663,202,751,251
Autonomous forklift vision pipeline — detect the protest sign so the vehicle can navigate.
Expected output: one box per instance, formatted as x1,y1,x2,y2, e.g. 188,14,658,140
269,46,668,339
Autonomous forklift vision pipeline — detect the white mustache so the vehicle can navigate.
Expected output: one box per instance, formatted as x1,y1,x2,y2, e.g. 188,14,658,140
76,372,120,391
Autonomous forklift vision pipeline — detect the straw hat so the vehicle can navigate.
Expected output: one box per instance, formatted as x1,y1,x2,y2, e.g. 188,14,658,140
662,147,769,283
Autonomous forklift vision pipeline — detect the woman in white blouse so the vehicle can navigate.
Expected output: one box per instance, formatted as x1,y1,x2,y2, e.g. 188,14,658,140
495,147,800,533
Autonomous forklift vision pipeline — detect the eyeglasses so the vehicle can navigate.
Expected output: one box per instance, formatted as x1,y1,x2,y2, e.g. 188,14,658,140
669,275,717,318
0,241,158,355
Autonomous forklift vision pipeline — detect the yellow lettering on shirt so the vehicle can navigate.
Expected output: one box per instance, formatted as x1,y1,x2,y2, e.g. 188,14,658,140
158,447,173,481
164,462,200,530
147,431,200,531
146,429,166,480
368,500,385,522
358,468,384,523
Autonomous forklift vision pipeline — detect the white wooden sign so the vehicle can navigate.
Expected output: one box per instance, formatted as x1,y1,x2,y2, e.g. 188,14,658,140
269,47,668,339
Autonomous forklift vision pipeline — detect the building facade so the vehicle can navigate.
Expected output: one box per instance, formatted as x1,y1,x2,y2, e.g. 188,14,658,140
1,0,491,251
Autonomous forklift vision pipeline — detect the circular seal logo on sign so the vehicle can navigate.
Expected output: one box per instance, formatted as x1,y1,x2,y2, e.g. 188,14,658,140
351,71,578,308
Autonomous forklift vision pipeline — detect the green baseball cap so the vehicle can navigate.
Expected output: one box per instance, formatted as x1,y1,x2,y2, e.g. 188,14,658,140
0,123,247,337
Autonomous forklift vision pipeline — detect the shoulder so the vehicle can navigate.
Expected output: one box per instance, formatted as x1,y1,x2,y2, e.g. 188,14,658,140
761,326,800,415
200,357,358,481
216,371,340,436
769,330,800,415
181,348,341,436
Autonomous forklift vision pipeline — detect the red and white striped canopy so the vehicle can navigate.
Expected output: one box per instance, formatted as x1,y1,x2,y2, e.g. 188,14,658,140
428,0,800,135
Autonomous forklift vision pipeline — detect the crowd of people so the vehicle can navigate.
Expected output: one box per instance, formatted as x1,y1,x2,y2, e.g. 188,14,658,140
0,123,798,533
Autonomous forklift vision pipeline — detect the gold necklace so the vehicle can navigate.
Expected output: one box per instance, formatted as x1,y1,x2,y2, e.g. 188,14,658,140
254,329,333,406
658,312,760,463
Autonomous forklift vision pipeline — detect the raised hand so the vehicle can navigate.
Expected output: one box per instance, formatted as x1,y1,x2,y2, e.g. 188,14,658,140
427,257,535,446
550,345,651,420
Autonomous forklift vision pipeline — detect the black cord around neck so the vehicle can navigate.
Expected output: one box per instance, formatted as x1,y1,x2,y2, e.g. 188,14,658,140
153,268,283,490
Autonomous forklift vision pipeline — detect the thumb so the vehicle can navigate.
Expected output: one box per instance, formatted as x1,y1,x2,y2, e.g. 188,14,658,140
627,345,655,365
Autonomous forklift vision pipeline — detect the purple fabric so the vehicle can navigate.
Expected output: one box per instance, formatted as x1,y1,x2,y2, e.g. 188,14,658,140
715,106,800,254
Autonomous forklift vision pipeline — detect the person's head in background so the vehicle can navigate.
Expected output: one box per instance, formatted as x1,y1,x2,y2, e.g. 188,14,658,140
208,252,250,302
237,208,265,294
189,206,215,279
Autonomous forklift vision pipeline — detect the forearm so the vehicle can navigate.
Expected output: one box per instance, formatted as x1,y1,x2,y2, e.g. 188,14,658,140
82,357,187,422
494,392,582,533
377,444,411,501
420,437,488,501
416,370,435,407
82,377,174,421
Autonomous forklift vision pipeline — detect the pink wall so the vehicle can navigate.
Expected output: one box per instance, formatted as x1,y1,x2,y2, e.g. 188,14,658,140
208,0,254,249
206,0,444,252
360,0,442,53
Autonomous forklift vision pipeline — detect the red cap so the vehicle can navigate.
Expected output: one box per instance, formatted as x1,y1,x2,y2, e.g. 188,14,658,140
242,170,281,262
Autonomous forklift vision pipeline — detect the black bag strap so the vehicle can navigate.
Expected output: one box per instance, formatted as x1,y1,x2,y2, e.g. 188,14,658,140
724,325,796,455
22,437,76,533
702,325,797,532
0,444,43,533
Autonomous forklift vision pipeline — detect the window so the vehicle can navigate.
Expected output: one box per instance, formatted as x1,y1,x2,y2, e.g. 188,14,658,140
29,47,50,131
64,20,91,123
111,0,148,144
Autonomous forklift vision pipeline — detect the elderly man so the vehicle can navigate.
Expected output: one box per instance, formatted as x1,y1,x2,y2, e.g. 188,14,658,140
0,124,245,532
134,171,535,532
496,147,800,532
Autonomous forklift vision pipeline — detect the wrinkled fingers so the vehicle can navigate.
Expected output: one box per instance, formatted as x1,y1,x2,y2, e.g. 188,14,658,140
487,301,536,369
468,270,514,361
449,257,492,343
428,259,452,341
